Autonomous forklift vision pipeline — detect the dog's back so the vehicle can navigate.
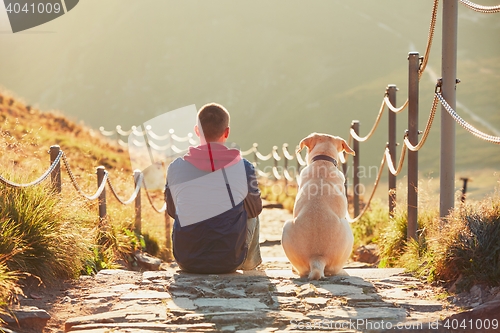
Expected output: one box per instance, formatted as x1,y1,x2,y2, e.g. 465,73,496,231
282,133,354,280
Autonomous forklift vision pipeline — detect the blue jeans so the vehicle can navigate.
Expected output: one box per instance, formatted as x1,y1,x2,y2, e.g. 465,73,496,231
237,217,262,270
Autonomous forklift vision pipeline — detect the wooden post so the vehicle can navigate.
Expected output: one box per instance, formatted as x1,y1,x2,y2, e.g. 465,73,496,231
407,52,420,240
387,85,397,218
460,177,469,203
134,170,142,233
96,166,107,224
352,120,360,218
342,158,348,199
283,144,289,193
49,145,61,193
165,210,174,261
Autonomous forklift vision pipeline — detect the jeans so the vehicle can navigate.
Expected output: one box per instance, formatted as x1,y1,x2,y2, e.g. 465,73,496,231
237,216,262,270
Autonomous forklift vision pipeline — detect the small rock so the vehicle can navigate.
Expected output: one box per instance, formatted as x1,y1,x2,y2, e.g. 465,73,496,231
0,306,50,330
134,251,162,271
444,299,500,333
304,297,329,305
297,284,315,298
221,325,237,332
353,244,379,264
246,282,271,294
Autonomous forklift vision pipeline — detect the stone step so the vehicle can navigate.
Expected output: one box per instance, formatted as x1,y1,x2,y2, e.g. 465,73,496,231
57,267,456,333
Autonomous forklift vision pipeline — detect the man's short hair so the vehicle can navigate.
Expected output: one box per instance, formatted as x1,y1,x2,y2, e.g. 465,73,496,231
197,103,230,142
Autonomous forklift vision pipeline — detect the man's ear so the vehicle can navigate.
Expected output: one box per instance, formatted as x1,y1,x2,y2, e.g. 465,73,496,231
223,127,230,139
342,139,355,156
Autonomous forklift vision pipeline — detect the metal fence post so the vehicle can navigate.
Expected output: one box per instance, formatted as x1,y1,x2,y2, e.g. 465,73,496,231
352,120,360,218
96,166,107,224
387,85,397,218
440,0,458,218
134,170,142,233
49,145,61,193
407,52,420,240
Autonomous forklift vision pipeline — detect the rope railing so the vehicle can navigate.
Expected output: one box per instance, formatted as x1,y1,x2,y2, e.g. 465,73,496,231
349,99,386,142
419,0,440,79
459,0,500,13
403,94,440,152
99,125,199,149
346,152,386,223
384,95,408,114
141,177,167,213
6,0,495,245
0,150,62,188
0,146,171,255
385,144,407,177
436,92,500,144
107,173,144,205
61,153,107,201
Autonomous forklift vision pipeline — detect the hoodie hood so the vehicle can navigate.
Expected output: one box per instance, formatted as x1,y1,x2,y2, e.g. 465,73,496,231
184,143,241,172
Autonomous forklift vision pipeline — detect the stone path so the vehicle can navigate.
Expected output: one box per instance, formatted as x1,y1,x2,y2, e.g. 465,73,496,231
3,207,462,332
59,266,456,333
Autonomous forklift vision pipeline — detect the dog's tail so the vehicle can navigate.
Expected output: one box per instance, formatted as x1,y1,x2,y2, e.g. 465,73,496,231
308,257,326,280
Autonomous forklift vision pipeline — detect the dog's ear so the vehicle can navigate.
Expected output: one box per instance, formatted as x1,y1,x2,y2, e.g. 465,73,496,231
297,134,316,153
341,139,355,156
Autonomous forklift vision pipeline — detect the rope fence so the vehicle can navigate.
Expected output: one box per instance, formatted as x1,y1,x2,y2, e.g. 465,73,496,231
0,145,173,259
459,0,500,13
3,0,500,251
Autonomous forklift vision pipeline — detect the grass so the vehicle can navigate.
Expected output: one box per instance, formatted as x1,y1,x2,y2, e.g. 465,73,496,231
0,254,23,324
0,180,95,281
350,199,389,251
0,90,168,318
428,194,500,290
375,184,500,292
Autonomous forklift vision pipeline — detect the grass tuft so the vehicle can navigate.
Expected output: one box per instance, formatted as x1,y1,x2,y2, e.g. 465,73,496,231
0,253,23,324
0,179,96,283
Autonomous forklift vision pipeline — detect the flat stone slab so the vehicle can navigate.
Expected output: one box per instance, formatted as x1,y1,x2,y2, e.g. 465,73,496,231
193,298,268,311
0,306,50,330
120,290,171,300
319,284,365,296
69,322,215,332
308,306,407,321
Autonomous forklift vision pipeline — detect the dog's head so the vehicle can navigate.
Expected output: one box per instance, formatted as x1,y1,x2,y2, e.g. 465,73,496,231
297,133,355,162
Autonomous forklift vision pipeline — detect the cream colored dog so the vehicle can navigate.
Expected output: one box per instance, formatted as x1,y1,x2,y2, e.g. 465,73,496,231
281,133,355,280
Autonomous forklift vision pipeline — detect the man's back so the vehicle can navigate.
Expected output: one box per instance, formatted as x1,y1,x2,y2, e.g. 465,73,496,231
165,144,261,274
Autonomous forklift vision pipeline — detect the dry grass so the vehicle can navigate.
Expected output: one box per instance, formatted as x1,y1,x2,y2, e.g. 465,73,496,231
0,90,170,317
0,89,167,254
376,181,500,292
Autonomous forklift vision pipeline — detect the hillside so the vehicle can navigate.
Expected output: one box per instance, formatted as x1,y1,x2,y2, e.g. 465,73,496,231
0,90,132,177
0,88,168,258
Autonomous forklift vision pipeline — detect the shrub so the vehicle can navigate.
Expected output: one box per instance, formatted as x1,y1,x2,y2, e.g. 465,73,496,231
0,181,95,283
429,194,500,290
0,253,23,324
351,200,389,251
378,187,500,292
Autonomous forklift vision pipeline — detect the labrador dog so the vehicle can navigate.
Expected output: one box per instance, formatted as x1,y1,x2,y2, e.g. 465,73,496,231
281,133,355,280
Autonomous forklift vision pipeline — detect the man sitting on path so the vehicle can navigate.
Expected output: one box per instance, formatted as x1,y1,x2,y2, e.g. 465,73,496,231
165,103,262,274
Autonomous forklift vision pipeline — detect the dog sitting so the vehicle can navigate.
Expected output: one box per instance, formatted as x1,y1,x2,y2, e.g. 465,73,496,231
281,133,355,280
